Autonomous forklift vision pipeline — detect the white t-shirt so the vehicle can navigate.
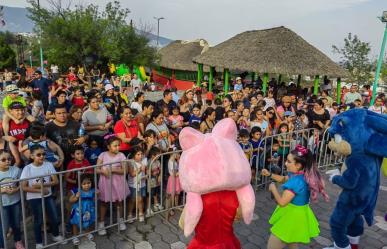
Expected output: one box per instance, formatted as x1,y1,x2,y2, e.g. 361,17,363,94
127,158,147,188
368,105,386,114
20,161,56,200
130,102,142,113
51,65,59,74
130,79,142,89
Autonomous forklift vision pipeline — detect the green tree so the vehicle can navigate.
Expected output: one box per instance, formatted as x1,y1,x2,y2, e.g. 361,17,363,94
27,0,157,67
333,33,372,83
0,35,16,69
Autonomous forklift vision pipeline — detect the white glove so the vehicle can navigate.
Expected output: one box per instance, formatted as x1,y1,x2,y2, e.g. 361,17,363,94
326,168,341,182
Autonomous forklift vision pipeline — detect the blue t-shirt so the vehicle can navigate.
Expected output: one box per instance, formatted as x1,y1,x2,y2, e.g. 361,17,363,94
282,172,310,206
189,115,201,126
85,147,102,166
31,77,52,98
249,138,264,156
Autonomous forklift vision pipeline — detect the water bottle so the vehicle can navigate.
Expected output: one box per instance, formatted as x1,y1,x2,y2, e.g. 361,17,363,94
78,125,85,137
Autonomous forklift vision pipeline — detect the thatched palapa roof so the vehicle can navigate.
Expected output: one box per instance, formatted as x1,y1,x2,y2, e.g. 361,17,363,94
193,26,347,77
158,39,210,72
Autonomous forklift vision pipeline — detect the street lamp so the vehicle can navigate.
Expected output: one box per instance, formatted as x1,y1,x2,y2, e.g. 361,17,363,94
37,0,44,72
370,11,387,105
154,16,165,47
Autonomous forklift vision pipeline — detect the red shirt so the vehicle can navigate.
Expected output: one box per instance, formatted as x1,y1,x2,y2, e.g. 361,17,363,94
72,96,85,108
114,119,139,151
66,159,92,190
9,120,29,142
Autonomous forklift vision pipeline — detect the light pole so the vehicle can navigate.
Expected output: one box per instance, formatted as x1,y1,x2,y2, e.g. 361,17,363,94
370,11,387,105
37,0,44,72
154,16,164,47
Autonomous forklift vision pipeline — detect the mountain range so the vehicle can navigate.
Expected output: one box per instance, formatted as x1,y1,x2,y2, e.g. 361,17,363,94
0,6,172,47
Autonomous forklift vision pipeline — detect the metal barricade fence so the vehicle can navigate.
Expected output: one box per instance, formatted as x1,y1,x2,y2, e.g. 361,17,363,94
317,129,346,172
146,150,186,220
253,128,318,188
0,130,345,249
0,160,139,249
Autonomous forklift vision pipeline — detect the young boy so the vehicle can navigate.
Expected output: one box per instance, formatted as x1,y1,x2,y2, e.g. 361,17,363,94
65,146,93,192
239,129,253,162
250,127,264,178
19,122,64,169
2,85,34,135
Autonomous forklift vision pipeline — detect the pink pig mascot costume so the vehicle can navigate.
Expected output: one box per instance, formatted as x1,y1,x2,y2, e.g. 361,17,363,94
178,118,256,249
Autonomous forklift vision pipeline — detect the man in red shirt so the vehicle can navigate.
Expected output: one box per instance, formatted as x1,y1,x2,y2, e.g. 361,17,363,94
2,102,30,166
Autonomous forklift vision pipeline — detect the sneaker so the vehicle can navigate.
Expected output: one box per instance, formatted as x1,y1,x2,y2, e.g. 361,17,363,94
127,215,134,224
157,204,164,210
98,222,107,236
72,237,80,246
87,233,94,241
139,214,145,222
15,241,25,249
118,218,127,231
146,208,153,217
153,205,159,212
52,235,67,245
35,244,43,249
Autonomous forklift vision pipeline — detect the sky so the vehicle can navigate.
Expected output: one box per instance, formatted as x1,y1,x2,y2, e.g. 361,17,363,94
2,0,386,61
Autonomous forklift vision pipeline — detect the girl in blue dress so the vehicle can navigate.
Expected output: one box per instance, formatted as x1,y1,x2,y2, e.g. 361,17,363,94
69,174,97,245
262,144,329,249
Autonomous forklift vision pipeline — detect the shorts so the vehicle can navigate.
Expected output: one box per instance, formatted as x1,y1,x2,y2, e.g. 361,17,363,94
150,186,160,198
129,186,146,199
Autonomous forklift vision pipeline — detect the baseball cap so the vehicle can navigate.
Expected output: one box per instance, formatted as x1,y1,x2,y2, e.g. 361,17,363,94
113,86,120,91
104,84,114,92
5,84,19,94
236,76,242,81
9,102,24,109
284,111,295,117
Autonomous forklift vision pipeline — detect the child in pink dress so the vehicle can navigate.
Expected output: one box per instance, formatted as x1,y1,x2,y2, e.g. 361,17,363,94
166,152,182,216
168,106,184,135
96,136,129,235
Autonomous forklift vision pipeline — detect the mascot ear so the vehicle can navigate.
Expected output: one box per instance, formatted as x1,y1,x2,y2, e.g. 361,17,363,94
179,127,205,150
365,111,387,158
212,118,237,140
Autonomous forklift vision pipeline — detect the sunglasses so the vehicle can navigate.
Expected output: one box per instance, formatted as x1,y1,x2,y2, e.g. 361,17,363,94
35,153,46,158
0,158,11,162
268,112,274,115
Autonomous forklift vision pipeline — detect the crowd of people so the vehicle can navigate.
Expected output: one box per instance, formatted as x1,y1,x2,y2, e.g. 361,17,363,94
0,64,386,248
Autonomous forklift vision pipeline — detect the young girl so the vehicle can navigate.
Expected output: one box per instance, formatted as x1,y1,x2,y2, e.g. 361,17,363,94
168,106,184,135
262,145,328,249
148,146,162,212
0,150,24,249
96,136,129,235
69,174,97,245
238,108,251,131
264,90,276,110
71,87,86,109
166,152,182,217
20,145,65,248
127,147,147,222
277,123,291,158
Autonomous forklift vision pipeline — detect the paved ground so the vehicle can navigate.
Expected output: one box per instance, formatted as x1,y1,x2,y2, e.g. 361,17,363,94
31,173,385,249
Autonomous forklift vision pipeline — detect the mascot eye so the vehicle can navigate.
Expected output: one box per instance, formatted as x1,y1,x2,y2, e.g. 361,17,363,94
338,120,344,127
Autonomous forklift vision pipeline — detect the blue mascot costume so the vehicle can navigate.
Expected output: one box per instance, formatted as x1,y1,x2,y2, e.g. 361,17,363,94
324,109,387,249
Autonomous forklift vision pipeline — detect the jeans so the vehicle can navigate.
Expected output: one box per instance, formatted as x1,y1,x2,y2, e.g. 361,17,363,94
0,202,22,247
29,196,60,244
